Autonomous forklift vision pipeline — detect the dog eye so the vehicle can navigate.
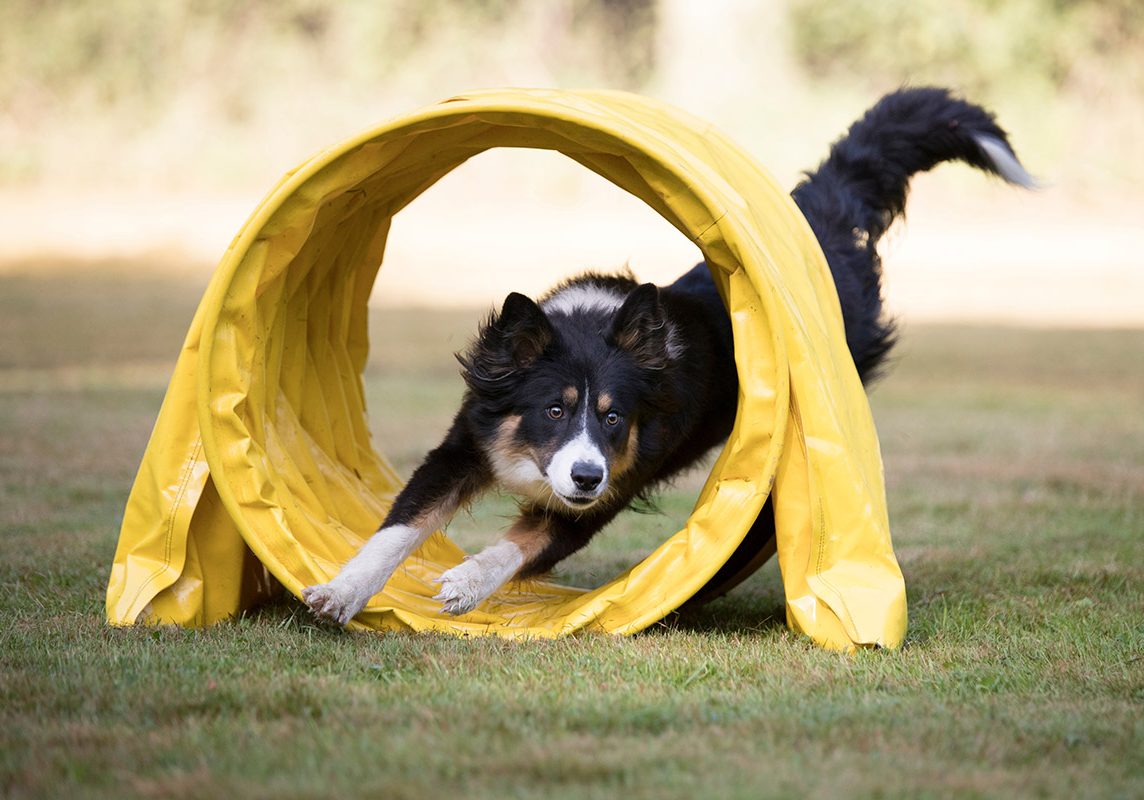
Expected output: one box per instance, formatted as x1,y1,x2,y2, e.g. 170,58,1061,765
604,411,621,426
545,404,564,421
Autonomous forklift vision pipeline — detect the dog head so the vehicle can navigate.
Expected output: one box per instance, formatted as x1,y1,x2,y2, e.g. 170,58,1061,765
457,280,679,512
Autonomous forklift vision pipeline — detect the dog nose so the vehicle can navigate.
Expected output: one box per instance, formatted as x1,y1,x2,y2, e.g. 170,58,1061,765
570,461,604,492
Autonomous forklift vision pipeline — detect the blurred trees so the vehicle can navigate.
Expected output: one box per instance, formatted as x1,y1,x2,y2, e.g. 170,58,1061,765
1,0,1139,191
788,0,1144,100
0,0,658,128
0,0,658,186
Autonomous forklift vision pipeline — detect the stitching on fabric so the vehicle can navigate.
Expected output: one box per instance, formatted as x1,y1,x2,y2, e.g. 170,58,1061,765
123,436,204,617
813,492,858,640
693,212,727,243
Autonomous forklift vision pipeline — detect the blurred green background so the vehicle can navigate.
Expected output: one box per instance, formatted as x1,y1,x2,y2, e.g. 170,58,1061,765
1,0,1141,319
2,0,1140,191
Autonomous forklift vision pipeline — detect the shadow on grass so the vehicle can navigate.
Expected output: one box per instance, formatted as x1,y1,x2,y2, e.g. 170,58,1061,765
237,574,789,641
665,593,788,637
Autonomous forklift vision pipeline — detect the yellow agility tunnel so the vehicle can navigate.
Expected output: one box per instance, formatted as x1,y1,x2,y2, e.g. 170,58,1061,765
106,89,907,650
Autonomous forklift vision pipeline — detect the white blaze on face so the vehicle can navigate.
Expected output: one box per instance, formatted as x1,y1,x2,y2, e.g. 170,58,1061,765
546,389,608,500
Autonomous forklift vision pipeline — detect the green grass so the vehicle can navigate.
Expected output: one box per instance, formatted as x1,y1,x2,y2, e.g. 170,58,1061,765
2,263,1142,799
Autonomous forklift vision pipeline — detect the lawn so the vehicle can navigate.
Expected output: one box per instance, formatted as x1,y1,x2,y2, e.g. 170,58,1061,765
1,262,1141,799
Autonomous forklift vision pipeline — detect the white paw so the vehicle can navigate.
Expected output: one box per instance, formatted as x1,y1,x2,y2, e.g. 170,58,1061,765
433,559,498,616
302,581,371,626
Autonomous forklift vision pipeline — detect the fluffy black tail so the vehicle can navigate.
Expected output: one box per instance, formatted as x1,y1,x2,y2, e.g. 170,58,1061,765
792,87,1035,381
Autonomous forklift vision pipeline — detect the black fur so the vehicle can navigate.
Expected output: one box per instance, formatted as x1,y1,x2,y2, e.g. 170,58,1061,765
791,86,1030,381
447,269,739,576
312,87,1032,619
696,87,1033,599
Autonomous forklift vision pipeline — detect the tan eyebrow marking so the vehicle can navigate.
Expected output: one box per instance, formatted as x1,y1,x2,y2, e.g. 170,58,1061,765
596,392,613,413
562,386,579,407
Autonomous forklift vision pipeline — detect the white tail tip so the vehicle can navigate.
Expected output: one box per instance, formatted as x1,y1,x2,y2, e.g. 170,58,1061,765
972,134,1040,189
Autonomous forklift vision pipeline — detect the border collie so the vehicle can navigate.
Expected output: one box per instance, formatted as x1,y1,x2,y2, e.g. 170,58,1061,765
303,87,1034,623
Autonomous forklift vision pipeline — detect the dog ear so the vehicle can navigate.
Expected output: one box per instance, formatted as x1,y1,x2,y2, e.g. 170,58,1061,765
457,293,553,387
610,283,672,370
496,292,553,367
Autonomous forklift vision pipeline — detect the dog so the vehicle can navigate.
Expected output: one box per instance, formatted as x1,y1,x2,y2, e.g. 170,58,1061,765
303,87,1034,624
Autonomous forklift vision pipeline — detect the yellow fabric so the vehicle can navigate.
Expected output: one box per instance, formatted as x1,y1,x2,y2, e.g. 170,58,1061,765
105,89,907,649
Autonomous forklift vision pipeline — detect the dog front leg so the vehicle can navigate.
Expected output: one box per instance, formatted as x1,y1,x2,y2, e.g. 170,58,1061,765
434,506,616,615
303,426,489,625
434,514,554,615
